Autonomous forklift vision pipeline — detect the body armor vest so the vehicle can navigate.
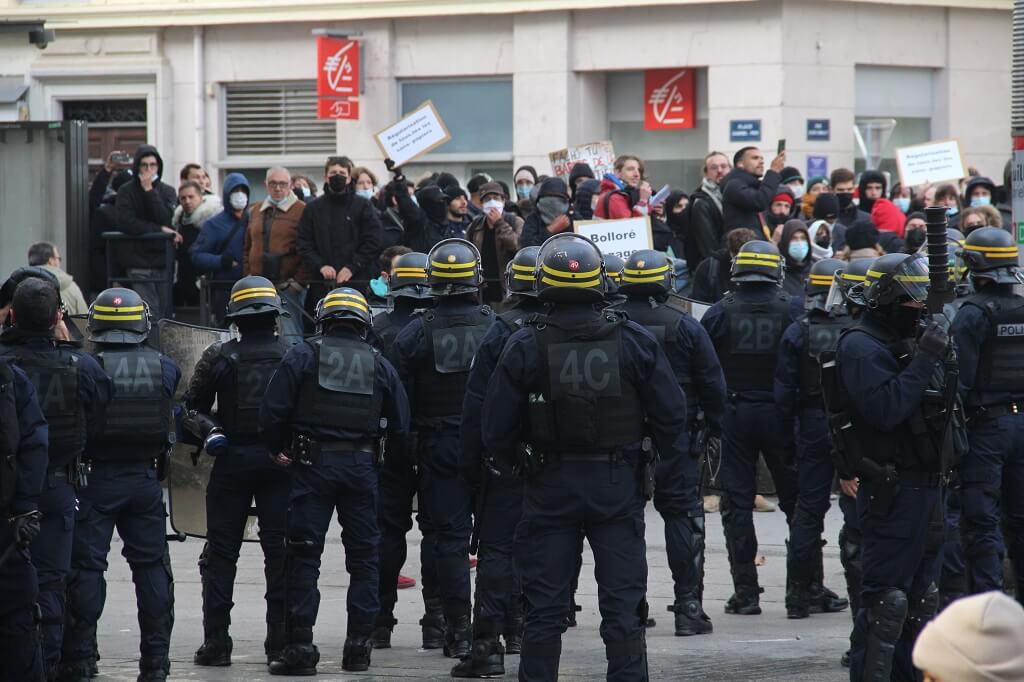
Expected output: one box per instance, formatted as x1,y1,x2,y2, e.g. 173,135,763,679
529,315,644,453
372,312,399,354
717,292,791,393
294,335,382,436
798,312,849,401
963,293,1024,398
218,338,289,442
412,307,492,418
3,344,85,468
616,297,693,391
94,347,170,448
0,361,20,510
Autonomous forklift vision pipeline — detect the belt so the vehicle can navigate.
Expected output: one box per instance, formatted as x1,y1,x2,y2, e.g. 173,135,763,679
319,439,377,455
968,403,1024,421
896,471,942,488
83,458,158,470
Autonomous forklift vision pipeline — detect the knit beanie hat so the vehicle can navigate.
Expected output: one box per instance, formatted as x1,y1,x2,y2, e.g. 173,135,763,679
845,219,879,251
771,189,794,206
780,166,803,185
813,193,839,221
912,592,1024,682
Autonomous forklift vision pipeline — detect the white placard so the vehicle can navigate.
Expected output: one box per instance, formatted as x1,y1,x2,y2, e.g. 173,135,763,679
895,138,968,188
549,141,616,182
573,216,653,260
374,100,451,167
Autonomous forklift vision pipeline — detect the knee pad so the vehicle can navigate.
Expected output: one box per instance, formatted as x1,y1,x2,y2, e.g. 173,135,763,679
905,582,938,640
604,637,644,662
866,589,908,645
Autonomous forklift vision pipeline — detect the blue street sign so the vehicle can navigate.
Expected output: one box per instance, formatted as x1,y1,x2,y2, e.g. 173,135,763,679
807,155,828,178
807,119,830,141
729,119,762,143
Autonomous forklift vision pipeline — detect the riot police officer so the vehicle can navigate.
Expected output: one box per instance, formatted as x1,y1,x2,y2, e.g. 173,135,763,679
603,253,627,306
699,240,798,615
370,251,445,650
481,233,689,681
183,276,294,667
0,356,48,681
452,246,546,678
389,239,494,660
774,258,851,619
0,277,112,680
822,253,952,680
611,249,727,636
59,288,180,682
261,287,409,675
951,227,1024,599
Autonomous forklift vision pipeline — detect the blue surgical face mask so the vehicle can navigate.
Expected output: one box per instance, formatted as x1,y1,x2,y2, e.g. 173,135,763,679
410,195,419,206
356,188,374,200
300,186,311,198
970,196,991,207
516,184,533,200
788,240,809,262
946,206,960,217
369,276,389,298
894,197,911,213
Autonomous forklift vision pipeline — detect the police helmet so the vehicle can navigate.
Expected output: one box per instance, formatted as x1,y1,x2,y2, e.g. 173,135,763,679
390,251,432,300
862,253,930,308
87,287,151,343
505,246,540,297
224,276,286,320
535,233,605,303
827,257,876,310
426,239,483,296
603,253,625,293
315,287,372,329
620,249,674,296
807,258,845,297
730,240,783,285
961,226,1023,286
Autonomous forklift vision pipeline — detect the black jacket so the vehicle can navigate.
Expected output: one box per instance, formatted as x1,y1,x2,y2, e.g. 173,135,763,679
393,187,459,252
296,189,383,281
721,168,781,232
691,248,733,303
686,189,724,267
114,145,178,269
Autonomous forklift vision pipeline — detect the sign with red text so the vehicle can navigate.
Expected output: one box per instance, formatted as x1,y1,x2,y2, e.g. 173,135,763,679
644,68,695,130
548,141,616,181
316,36,359,120
573,216,653,260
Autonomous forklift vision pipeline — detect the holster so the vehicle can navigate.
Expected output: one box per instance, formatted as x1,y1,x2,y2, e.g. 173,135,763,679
868,464,900,516
517,442,544,478
291,433,320,467
639,437,656,500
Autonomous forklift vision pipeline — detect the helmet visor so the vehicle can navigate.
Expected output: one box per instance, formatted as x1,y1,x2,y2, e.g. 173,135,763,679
891,256,930,303
824,274,848,313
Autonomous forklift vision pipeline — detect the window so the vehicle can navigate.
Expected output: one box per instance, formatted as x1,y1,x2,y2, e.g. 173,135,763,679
854,66,933,176
224,82,335,157
399,79,513,155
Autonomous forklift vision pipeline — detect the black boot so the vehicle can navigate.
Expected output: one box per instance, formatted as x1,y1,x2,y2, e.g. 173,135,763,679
504,601,523,655
265,622,286,665
268,626,319,676
342,624,374,672
193,627,232,666
809,541,849,614
136,656,169,682
451,618,505,678
372,613,396,649
724,564,762,615
55,661,92,682
785,548,811,620
667,597,713,636
420,597,447,649
444,609,473,659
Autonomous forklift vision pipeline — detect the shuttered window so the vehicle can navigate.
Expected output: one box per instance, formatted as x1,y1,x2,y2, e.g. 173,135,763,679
1014,0,1024,134
224,82,334,156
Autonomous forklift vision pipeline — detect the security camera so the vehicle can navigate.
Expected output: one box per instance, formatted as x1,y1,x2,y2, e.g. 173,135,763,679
29,29,54,50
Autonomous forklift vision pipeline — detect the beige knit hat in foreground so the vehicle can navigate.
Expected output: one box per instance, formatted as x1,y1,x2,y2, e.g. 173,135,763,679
912,591,1024,682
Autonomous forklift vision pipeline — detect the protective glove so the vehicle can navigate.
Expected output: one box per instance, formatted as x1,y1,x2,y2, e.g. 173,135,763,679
11,511,41,547
918,322,949,360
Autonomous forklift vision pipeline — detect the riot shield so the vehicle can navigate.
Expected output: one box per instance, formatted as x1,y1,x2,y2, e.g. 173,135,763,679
159,319,260,541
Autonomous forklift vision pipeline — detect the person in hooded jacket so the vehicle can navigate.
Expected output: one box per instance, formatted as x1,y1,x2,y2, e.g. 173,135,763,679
520,177,573,248
513,165,539,203
779,220,812,295
377,180,413,250
856,170,887,215
807,220,835,263
963,176,997,210
764,188,795,238
192,172,250,326
567,163,595,200
655,191,688,258
840,219,885,261
573,179,600,221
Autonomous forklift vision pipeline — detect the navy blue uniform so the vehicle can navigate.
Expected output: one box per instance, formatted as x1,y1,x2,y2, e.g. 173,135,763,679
951,294,1024,598
482,304,688,681
261,330,409,637
0,361,49,682
0,333,112,674
63,346,179,677
185,329,292,645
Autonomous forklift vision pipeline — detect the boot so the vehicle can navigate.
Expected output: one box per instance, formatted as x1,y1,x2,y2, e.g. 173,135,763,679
451,618,505,678
724,564,762,615
268,626,319,676
54,661,92,682
667,597,713,636
809,541,849,614
420,597,447,649
136,656,169,682
193,627,232,666
444,609,473,659
342,624,374,672
503,601,523,655
372,614,396,649
785,549,811,620
265,622,286,665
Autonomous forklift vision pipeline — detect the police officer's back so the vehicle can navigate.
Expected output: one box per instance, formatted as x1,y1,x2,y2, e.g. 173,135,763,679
482,233,688,682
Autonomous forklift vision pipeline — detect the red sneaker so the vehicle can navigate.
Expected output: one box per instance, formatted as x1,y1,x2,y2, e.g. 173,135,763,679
397,574,417,589
469,556,478,570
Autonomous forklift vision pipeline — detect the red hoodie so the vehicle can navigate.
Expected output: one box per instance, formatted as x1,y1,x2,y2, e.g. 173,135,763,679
871,198,905,238
594,177,642,219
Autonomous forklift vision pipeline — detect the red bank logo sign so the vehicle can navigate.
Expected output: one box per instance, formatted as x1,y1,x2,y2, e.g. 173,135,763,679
316,37,359,120
644,69,695,130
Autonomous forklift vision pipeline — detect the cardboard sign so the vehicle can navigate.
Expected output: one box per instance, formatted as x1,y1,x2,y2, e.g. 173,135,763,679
317,98,359,120
644,68,695,130
895,139,968,187
574,216,653,260
549,141,616,181
374,101,452,167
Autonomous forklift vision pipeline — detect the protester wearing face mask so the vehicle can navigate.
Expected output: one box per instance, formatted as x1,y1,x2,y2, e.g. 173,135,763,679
829,168,870,252
959,205,1003,236
764,188,795,238
780,167,805,209
191,172,250,324
963,176,996,209
351,166,378,203
292,175,317,202
890,183,912,214
778,219,812,294
519,177,572,248
799,176,829,221
902,212,928,253
465,182,523,302
935,183,963,228
807,219,834,263
513,164,539,209
857,170,887,214
573,178,601,220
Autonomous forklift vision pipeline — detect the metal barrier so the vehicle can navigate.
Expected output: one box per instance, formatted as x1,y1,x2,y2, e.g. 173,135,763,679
101,231,176,320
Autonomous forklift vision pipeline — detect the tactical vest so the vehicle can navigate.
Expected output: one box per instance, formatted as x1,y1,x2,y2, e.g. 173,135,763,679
0,360,20,511
412,307,493,418
218,337,289,441
497,307,535,332
717,292,791,393
294,335,383,435
3,344,85,468
963,293,1024,397
615,297,692,390
94,347,170,448
798,312,849,400
529,315,644,453
371,312,399,354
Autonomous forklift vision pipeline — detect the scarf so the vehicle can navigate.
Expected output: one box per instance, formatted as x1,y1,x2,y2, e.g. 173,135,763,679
808,220,834,262
700,177,723,214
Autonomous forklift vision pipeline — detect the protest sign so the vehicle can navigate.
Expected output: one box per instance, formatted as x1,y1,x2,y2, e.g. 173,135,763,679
574,216,653,260
895,139,967,187
374,101,451,167
549,141,616,181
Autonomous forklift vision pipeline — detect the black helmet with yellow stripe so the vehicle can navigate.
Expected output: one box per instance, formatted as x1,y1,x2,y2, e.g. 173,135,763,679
505,246,540,297
225,276,286,320
620,249,674,296
87,287,151,343
603,254,625,293
391,251,432,300
807,258,845,296
863,253,930,307
315,287,372,329
536,233,605,303
427,238,483,297
730,240,783,285
960,226,1022,285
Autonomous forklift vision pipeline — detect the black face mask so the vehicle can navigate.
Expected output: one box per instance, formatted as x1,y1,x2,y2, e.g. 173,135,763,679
766,212,789,226
836,192,854,209
890,303,923,338
328,175,349,194
815,230,831,247
905,229,926,252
